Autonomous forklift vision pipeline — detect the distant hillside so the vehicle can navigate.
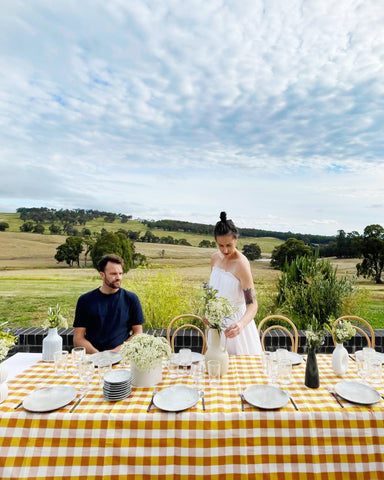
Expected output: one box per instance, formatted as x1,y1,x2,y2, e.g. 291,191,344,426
144,219,335,245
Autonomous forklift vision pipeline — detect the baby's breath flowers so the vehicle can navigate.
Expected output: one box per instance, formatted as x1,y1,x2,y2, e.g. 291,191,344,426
327,319,356,344
41,304,68,330
198,281,234,335
120,334,171,371
0,330,17,362
305,318,326,350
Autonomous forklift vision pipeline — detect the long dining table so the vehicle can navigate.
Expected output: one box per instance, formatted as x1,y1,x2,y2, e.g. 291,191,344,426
1,352,384,480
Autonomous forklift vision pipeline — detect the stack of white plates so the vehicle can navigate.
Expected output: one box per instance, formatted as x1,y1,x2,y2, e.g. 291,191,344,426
103,369,132,401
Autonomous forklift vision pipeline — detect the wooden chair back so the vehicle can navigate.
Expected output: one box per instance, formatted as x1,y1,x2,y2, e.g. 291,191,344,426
333,315,375,348
166,314,207,354
257,315,298,353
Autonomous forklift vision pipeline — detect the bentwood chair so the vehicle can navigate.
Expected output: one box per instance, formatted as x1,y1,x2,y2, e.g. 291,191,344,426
332,315,375,348
166,314,207,354
257,315,299,353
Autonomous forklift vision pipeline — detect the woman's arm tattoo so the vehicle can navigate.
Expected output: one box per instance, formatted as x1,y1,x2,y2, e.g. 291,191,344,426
243,288,256,305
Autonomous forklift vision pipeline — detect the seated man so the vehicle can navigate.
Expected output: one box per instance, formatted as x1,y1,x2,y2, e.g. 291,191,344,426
73,254,145,353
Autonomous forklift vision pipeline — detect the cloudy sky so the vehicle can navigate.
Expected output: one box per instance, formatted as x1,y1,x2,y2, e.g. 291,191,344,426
1,0,383,236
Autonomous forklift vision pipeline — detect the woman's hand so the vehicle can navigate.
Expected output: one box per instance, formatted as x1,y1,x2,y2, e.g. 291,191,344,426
224,322,243,338
201,317,211,327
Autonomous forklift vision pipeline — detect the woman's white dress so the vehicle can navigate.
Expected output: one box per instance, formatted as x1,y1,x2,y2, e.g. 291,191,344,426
209,266,262,355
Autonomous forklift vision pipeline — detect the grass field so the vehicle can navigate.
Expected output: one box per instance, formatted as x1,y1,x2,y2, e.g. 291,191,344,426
0,224,383,331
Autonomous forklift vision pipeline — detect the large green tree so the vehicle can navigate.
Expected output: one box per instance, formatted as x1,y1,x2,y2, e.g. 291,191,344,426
271,238,312,270
90,232,134,272
242,243,261,260
55,236,84,267
356,224,384,284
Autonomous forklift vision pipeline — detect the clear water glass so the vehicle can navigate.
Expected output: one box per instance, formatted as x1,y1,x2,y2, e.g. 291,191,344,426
79,359,94,391
191,361,204,389
98,362,112,386
207,360,220,386
71,346,86,373
167,353,180,379
268,352,279,385
278,358,292,385
54,350,68,375
179,348,192,376
356,350,368,383
368,357,382,385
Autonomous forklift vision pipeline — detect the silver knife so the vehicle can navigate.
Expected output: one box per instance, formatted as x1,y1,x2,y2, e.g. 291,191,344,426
239,391,245,411
201,390,205,411
289,396,299,411
147,391,156,412
70,390,89,413
329,390,344,408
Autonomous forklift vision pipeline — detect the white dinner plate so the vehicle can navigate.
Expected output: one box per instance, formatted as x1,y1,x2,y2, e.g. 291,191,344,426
354,350,384,365
89,351,121,367
335,381,381,405
177,352,204,366
154,385,199,412
104,369,131,384
243,384,289,410
288,352,303,365
23,386,77,412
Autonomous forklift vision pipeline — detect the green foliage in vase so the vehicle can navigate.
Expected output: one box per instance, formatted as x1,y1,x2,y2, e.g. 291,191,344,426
276,255,356,329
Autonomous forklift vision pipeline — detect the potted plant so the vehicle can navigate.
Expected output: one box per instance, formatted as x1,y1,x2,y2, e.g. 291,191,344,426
120,333,171,387
304,318,326,388
327,319,356,376
41,304,68,362
198,281,234,376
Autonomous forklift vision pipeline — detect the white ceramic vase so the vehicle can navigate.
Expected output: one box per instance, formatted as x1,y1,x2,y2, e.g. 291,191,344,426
0,362,8,404
332,343,349,376
42,327,63,362
131,361,163,387
205,328,229,377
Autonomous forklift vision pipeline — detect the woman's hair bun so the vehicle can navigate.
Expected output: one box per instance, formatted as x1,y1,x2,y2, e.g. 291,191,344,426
220,211,227,223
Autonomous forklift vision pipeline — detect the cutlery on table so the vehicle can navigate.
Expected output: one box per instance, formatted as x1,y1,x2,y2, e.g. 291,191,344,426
238,387,245,411
289,395,299,411
328,388,344,408
349,354,356,362
200,390,205,411
147,388,157,412
70,389,89,413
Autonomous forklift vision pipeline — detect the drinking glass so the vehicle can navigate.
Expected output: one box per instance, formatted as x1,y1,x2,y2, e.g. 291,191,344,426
278,358,292,385
261,351,271,376
54,350,68,375
98,362,112,386
267,352,279,385
207,360,220,386
179,348,192,376
368,357,382,385
167,353,180,379
191,361,204,390
71,346,86,374
79,359,94,391
356,350,368,383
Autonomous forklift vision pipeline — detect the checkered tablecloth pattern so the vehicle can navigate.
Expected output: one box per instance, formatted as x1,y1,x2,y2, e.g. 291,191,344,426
1,354,384,479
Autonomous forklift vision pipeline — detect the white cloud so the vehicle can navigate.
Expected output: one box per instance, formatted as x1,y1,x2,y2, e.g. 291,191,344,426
0,0,383,235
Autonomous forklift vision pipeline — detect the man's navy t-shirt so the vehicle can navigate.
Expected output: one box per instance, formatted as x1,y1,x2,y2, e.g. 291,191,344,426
74,288,145,351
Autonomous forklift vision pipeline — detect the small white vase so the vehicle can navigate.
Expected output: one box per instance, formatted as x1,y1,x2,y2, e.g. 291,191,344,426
332,343,349,376
0,363,8,404
205,328,229,377
42,327,63,362
131,361,163,387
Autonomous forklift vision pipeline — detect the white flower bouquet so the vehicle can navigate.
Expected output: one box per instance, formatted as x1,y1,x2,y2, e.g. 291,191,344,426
329,320,356,344
120,334,171,372
198,281,234,334
41,304,68,330
305,318,326,350
0,329,17,362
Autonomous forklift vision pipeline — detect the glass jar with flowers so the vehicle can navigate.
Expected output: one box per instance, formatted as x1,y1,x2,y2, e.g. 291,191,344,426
198,281,234,377
0,324,18,403
41,304,68,362
304,318,326,388
120,333,171,387
327,319,356,376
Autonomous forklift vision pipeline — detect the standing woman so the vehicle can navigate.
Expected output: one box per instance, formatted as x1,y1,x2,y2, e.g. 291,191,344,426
209,212,262,355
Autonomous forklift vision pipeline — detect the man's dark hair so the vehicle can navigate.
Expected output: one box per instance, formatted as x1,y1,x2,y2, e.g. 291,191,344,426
97,254,124,272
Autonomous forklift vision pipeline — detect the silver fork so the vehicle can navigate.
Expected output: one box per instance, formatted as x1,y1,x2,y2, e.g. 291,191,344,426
238,386,245,411
328,387,344,408
200,390,205,411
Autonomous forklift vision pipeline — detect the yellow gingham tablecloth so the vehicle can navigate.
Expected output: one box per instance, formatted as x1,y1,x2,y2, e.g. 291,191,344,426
1,354,384,479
